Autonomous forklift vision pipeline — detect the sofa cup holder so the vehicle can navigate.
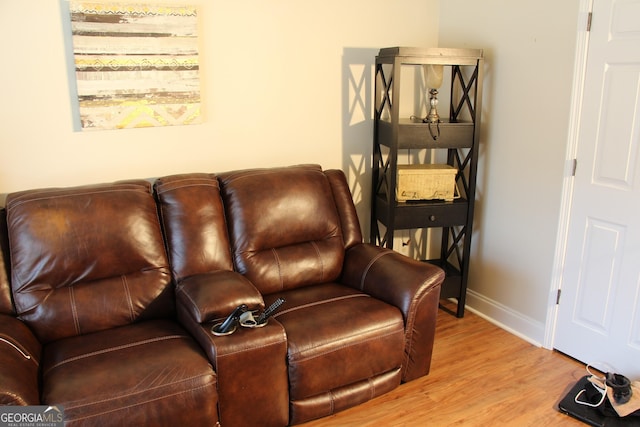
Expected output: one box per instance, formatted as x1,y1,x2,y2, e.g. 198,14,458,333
211,311,268,336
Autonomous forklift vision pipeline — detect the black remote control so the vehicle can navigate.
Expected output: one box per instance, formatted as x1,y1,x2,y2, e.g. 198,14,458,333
256,298,285,324
213,304,248,334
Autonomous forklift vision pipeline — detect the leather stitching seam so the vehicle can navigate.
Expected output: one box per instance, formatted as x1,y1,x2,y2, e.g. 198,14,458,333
121,275,135,322
69,286,80,336
289,328,401,362
63,380,214,417
216,336,287,357
359,250,392,291
271,248,283,290
309,241,324,282
43,335,187,376
273,294,369,318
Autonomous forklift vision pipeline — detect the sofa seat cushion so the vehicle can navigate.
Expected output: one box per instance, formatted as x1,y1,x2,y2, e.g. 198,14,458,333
41,320,218,427
267,283,405,401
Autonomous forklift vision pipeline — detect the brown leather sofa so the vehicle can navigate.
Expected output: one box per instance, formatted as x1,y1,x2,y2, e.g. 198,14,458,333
0,164,444,426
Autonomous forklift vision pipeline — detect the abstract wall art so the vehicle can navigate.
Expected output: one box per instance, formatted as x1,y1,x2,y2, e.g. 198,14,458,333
69,2,202,130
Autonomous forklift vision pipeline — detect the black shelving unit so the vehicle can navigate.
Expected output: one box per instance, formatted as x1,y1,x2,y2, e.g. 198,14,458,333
370,47,484,317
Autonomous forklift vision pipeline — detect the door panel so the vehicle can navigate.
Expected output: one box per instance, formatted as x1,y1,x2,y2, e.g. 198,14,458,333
594,65,640,188
554,0,640,379
573,219,623,334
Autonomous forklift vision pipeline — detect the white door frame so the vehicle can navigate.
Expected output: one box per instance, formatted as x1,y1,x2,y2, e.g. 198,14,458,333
544,0,594,350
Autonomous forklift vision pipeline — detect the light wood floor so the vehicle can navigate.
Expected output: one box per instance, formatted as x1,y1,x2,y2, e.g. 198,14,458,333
301,300,588,426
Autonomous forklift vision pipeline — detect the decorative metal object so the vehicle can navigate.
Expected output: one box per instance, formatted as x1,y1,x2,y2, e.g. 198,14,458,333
423,64,444,124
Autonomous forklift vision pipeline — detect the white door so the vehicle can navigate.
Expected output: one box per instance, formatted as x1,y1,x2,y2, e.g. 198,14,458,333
554,0,640,379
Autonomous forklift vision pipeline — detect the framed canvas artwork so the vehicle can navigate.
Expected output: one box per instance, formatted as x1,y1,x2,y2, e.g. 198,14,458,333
69,2,202,130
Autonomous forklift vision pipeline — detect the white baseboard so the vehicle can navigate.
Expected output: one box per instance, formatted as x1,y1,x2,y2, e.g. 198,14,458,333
461,290,546,347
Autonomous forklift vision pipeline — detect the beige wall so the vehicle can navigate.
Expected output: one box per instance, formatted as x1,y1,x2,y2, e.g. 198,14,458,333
0,0,439,223
1,0,585,346
439,0,581,343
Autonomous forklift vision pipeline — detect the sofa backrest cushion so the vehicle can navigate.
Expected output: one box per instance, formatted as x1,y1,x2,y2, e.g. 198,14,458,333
6,181,173,344
324,169,363,251
219,165,345,295
0,209,14,315
155,173,233,283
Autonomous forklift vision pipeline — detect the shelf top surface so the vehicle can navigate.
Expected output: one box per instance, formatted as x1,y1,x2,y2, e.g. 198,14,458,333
398,117,474,125
377,117,474,127
377,47,483,65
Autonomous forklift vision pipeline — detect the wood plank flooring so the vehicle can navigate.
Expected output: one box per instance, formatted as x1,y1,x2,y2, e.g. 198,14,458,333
300,300,588,426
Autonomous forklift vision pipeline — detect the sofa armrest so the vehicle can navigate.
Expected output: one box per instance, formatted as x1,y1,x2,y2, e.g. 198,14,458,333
341,244,444,382
342,244,444,313
174,272,289,426
176,270,264,324
0,314,41,405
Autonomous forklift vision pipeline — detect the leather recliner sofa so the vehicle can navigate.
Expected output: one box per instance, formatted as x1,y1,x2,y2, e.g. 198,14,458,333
0,164,444,426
